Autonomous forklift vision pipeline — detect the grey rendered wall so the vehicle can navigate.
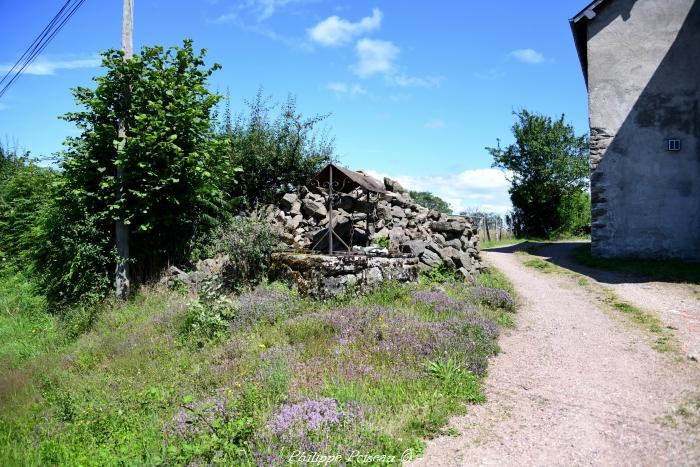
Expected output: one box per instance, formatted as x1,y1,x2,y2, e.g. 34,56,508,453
587,0,700,259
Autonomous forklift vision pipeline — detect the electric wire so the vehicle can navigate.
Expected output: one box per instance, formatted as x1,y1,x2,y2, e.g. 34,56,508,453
0,0,88,99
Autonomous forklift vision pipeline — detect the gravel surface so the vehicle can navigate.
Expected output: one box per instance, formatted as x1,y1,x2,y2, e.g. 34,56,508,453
408,246,700,467
537,241,700,360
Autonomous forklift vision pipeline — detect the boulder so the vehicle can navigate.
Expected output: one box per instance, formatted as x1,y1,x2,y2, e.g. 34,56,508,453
420,249,441,267
430,220,466,234
302,199,327,219
384,177,407,194
400,240,426,256
280,193,299,211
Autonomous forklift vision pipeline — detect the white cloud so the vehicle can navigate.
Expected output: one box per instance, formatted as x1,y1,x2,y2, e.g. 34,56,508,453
363,168,512,215
510,48,545,64
353,38,399,78
251,0,298,20
327,82,366,96
424,119,446,129
0,57,100,76
211,12,238,24
388,73,442,88
308,8,382,47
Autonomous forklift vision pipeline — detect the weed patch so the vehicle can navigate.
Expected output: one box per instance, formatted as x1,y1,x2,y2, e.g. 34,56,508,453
0,271,516,465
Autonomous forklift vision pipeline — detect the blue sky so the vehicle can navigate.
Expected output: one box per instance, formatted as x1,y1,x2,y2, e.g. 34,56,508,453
0,0,590,214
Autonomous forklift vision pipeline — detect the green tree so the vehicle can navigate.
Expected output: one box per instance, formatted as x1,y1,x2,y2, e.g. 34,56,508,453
410,191,452,214
487,110,589,237
36,40,235,304
222,90,335,208
0,149,56,268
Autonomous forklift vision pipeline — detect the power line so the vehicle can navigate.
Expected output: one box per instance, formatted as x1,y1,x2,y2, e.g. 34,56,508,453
0,0,88,99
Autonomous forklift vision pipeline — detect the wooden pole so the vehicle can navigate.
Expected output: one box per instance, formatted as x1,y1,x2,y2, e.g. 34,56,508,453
115,0,133,300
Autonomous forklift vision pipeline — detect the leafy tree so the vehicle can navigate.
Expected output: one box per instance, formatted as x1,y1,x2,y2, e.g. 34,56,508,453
410,191,452,214
222,90,334,208
36,40,235,303
487,110,589,237
0,149,56,268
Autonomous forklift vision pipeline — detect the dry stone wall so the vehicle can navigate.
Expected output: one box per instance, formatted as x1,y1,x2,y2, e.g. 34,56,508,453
260,175,486,279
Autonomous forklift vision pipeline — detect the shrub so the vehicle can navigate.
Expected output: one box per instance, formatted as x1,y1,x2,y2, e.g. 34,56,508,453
182,283,238,345
33,200,114,306
194,216,283,291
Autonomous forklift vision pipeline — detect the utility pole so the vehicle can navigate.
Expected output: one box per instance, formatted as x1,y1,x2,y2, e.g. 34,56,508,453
115,0,133,300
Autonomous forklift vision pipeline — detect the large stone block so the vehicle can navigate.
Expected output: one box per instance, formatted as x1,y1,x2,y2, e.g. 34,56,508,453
270,252,419,299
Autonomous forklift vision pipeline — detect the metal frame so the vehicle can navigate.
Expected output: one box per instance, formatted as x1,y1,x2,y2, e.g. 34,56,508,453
311,165,352,253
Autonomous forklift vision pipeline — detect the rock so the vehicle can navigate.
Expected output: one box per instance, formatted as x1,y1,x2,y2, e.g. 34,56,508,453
302,199,327,219
400,240,426,256
289,201,302,216
286,214,303,230
389,227,409,246
454,251,473,269
430,220,466,234
270,252,418,299
432,233,446,246
377,204,392,221
280,193,299,211
438,246,460,267
444,238,463,250
353,199,375,213
420,249,441,267
273,210,286,224
458,267,473,281
384,177,407,194
428,210,441,221
391,205,406,218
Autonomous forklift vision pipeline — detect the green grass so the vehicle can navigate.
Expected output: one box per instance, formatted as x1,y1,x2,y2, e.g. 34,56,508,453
480,238,525,249
0,270,517,466
599,288,673,353
522,257,558,273
570,245,700,285
0,269,61,371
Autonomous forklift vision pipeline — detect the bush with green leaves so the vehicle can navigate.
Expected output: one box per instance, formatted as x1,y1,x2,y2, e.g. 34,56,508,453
50,39,236,300
221,90,335,208
194,215,283,291
0,148,55,268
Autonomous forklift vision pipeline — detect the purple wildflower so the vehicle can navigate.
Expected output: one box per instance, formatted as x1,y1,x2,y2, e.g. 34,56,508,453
232,285,293,330
473,286,516,311
267,398,358,436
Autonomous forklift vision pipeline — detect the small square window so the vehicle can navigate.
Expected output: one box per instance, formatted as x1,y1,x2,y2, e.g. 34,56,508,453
668,139,681,151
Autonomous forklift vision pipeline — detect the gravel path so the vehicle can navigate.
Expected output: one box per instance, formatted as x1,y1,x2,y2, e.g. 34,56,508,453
408,246,700,466
536,241,700,360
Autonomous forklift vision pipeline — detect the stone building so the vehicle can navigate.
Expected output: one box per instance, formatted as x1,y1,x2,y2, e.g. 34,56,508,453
570,0,700,259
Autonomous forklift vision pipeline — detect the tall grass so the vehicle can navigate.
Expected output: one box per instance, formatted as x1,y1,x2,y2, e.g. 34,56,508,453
0,271,517,466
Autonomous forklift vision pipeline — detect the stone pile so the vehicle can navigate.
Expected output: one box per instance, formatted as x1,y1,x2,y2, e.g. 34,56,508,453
261,174,486,279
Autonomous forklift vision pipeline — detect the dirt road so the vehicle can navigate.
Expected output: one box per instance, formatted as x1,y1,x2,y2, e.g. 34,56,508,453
408,243,700,466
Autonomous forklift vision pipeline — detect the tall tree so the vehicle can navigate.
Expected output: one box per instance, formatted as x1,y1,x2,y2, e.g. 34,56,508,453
37,40,234,304
487,109,589,237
